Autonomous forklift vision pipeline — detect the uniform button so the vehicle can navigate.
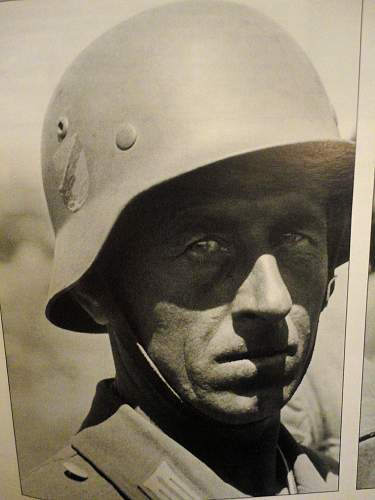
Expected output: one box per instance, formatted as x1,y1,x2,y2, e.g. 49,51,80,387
63,461,89,482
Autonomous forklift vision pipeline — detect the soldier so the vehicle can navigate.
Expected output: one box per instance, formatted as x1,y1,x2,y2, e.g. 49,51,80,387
24,1,354,498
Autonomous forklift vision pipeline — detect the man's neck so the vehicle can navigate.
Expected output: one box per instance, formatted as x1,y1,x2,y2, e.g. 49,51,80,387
109,329,285,496
178,414,282,496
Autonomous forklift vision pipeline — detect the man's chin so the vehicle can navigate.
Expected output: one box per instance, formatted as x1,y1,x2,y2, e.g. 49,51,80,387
189,390,285,426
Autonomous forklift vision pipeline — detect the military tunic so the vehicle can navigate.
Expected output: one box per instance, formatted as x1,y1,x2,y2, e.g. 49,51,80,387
24,379,338,499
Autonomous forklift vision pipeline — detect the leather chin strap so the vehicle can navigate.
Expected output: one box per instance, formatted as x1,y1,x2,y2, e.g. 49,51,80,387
135,341,182,401
109,321,188,422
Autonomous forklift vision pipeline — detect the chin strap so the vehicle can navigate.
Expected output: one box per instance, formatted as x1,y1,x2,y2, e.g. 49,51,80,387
136,342,182,401
278,445,298,494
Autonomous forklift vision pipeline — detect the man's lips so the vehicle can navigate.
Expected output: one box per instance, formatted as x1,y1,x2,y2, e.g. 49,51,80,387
215,344,298,363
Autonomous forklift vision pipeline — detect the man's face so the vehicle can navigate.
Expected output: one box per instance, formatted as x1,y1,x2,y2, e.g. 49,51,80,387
113,158,329,425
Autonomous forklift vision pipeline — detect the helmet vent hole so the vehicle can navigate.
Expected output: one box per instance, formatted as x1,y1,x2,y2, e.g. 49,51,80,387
57,117,68,141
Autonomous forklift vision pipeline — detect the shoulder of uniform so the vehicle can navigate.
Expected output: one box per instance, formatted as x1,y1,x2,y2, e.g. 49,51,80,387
301,444,339,479
22,445,120,499
280,423,338,480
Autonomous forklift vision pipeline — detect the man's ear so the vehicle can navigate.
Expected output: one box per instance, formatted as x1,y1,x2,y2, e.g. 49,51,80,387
71,273,112,326
321,274,336,311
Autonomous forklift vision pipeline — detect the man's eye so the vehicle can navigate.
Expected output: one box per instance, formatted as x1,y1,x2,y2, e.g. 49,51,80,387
186,239,230,260
279,232,306,245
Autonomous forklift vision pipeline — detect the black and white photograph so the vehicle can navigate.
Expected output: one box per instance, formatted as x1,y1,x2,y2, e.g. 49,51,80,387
0,0,365,498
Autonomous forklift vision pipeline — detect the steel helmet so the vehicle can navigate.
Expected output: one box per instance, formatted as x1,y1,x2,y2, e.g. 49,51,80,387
42,0,355,332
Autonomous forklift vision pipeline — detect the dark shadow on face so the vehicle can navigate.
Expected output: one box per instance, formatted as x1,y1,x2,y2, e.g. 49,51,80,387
97,152,332,424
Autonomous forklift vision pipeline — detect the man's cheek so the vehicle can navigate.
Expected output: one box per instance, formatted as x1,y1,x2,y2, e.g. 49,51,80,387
285,273,327,318
151,304,223,361
146,304,203,368
287,306,313,353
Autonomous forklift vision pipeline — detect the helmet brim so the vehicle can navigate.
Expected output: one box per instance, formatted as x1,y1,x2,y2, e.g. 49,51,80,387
45,139,355,333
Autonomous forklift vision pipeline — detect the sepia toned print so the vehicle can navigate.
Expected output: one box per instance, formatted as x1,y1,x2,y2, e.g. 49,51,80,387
358,200,375,489
0,1,361,498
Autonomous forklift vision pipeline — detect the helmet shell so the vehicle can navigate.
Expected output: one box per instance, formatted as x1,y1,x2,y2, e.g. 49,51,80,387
42,0,354,332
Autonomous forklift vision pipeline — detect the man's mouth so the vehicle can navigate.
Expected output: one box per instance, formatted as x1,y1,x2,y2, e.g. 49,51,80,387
216,344,298,363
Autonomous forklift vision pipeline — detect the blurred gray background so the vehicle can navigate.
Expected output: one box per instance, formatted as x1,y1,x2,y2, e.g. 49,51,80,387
0,0,361,479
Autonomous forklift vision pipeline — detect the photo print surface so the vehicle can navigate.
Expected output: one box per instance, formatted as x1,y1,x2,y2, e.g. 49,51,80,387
0,1,361,498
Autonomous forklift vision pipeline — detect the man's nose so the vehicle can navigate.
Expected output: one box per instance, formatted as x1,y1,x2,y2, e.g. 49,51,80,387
232,254,292,323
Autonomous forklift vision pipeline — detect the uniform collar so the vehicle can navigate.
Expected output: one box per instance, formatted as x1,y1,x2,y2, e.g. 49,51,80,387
75,378,336,497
